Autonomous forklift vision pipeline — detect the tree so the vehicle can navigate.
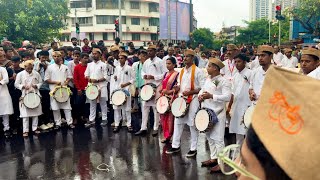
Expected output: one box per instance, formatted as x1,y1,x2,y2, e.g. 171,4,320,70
235,19,290,45
0,0,69,44
288,0,320,36
190,28,215,49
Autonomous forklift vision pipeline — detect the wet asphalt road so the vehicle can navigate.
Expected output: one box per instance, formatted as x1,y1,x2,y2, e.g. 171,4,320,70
0,112,236,180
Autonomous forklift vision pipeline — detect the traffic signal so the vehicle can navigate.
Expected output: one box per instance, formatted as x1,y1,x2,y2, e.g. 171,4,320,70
114,19,119,32
275,5,285,21
76,23,80,34
157,26,160,34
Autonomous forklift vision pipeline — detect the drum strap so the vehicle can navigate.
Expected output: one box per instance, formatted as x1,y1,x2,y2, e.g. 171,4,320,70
179,64,196,103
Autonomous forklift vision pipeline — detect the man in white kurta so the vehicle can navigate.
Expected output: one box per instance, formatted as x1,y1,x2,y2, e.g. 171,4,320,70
220,44,239,83
84,48,109,127
15,61,43,136
166,49,206,157
135,45,166,136
273,46,283,66
112,52,135,132
249,45,274,102
45,51,73,129
0,66,14,137
198,58,231,173
300,48,320,80
281,48,298,68
228,54,252,146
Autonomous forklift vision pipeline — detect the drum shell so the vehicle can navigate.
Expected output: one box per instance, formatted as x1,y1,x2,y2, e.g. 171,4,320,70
22,92,41,109
171,97,189,118
85,84,100,100
53,87,70,103
111,89,130,106
195,108,219,133
156,96,171,114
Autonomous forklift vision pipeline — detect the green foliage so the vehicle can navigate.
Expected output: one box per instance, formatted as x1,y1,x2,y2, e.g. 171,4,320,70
289,0,320,36
190,28,215,49
0,0,69,44
235,19,289,45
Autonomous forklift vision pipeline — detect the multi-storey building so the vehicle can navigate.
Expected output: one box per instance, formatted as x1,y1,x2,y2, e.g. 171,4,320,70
249,0,271,21
60,0,160,46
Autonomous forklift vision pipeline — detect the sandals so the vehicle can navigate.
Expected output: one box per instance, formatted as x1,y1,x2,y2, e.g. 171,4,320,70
33,129,41,135
23,132,29,137
127,126,133,133
113,126,120,133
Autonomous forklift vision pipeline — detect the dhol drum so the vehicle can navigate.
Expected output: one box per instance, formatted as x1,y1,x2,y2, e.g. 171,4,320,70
23,92,41,109
85,84,100,100
111,89,130,106
156,96,170,114
171,97,189,118
53,86,71,103
195,108,219,132
140,83,157,101
243,105,256,128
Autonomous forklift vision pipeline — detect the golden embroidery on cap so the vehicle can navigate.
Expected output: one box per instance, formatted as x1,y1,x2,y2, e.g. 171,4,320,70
269,91,304,135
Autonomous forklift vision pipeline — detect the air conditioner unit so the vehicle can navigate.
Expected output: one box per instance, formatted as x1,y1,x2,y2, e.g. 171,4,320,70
142,27,145,31
146,28,150,31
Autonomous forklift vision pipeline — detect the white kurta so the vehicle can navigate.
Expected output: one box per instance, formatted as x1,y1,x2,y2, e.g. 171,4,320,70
273,52,284,65
230,68,252,135
112,64,135,111
199,75,231,140
15,70,43,118
281,56,299,68
141,56,166,106
84,60,109,99
308,67,320,80
0,67,13,116
220,59,237,82
249,56,260,70
249,66,267,101
176,66,206,126
67,60,78,87
44,63,72,110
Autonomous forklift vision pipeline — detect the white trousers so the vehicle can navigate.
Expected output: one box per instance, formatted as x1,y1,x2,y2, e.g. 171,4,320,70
172,124,199,151
23,117,38,133
114,109,131,127
207,136,225,161
0,115,10,131
53,110,72,126
89,97,108,122
140,105,159,131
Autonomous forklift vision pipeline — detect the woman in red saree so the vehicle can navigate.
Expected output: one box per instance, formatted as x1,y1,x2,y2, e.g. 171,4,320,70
160,57,179,143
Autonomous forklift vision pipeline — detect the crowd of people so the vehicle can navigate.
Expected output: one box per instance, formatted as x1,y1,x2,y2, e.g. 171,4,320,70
0,37,319,178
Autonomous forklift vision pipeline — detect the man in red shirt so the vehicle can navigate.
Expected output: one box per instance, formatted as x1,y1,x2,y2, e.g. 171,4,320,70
74,53,89,123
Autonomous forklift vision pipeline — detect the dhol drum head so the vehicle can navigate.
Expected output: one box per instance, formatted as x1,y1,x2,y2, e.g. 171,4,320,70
86,85,99,100
156,96,170,114
244,105,255,128
23,92,41,109
171,97,187,118
195,109,210,132
112,90,127,106
53,87,70,103
140,85,155,101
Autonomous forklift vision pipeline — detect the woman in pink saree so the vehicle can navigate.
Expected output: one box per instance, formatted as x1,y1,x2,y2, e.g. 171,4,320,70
159,57,179,143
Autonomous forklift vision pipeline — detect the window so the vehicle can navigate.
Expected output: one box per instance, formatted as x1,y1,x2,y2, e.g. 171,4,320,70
149,18,159,26
70,0,92,8
96,0,124,9
72,17,93,26
132,33,140,41
151,34,158,41
89,33,94,41
149,3,159,12
131,18,140,25
130,1,140,9
60,34,70,42
96,15,126,24
103,33,108,40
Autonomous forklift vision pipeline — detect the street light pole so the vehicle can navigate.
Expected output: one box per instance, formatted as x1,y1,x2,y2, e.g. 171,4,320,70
278,20,281,46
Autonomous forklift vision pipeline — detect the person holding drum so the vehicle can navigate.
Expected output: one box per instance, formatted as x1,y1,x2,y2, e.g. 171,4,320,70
226,53,252,147
84,48,109,128
0,65,14,138
15,60,43,137
45,51,74,130
249,45,274,102
300,48,320,79
135,45,167,136
111,52,135,133
197,58,231,173
166,49,206,157
220,44,239,82
157,57,179,143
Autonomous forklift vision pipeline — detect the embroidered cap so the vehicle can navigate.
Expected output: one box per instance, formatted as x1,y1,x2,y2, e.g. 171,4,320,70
301,48,320,59
147,44,157,50
24,60,34,67
110,46,119,52
119,52,128,58
227,44,238,51
208,57,224,69
257,45,274,55
251,66,320,180
184,49,195,56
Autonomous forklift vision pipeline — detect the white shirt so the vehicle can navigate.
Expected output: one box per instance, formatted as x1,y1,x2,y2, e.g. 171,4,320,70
178,66,206,97
308,67,320,80
0,67,13,116
67,60,79,87
249,66,268,101
273,52,283,65
44,63,72,91
221,59,237,81
141,56,166,87
249,56,260,70
281,56,299,68
198,58,208,69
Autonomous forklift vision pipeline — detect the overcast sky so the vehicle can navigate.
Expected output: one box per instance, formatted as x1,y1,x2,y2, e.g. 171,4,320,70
193,0,250,32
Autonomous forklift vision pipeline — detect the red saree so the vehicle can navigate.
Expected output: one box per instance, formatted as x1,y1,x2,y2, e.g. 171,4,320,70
160,71,179,140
